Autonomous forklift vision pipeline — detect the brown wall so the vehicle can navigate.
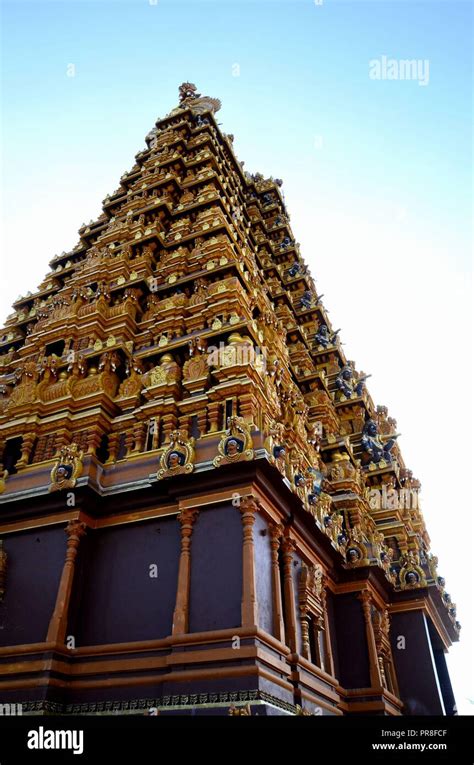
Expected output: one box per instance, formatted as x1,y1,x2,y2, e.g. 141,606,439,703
188,504,242,633
390,610,445,714
0,526,64,646
70,517,181,646
332,593,370,688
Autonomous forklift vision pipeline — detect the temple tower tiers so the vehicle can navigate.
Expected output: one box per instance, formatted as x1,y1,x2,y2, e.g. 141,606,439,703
0,84,458,716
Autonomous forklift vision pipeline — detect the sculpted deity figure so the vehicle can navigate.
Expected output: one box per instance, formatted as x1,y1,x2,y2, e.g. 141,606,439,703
361,419,399,465
8,362,38,408
157,429,195,480
314,324,340,349
213,416,254,467
335,366,370,399
300,290,314,309
179,82,201,102
49,444,83,493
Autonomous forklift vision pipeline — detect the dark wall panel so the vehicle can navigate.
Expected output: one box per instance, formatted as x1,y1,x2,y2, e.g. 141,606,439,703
0,526,64,646
254,512,273,635
189,504,242,633
390,611,445,714
332,593,370,688
325,590,339,679
73,516,180,646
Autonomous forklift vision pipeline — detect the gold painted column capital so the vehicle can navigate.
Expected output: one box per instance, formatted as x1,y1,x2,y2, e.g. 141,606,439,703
178,508,199,544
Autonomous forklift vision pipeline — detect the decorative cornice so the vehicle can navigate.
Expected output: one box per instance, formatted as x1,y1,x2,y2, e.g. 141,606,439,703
19,689,296,716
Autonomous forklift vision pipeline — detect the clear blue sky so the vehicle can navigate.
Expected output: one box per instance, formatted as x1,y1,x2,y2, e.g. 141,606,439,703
1,0,472,254
1,0,472,713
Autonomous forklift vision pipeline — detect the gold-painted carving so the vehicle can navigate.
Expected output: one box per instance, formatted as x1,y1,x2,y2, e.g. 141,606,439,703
49,443,84,492
157,430,195,480
213,416,254,467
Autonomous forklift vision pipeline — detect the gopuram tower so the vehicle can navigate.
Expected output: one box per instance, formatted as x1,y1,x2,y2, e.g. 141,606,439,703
0,84,459,716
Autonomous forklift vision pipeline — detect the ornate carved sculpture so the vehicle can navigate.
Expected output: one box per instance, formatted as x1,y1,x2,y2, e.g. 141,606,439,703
157,430,195,480
213,416,254,467
376,405,398,436
183,340,209,385
345,527,369,566
179,82,201,102
144,354,181,387
8,362,38,409
372,608,391,656
306,466,326,505
177,82,221,115
263,420,287,471
298,563,328,666
37,355,64,401
299,562,324,601
228,703,252,716
49,443,84,492
0,384,11,415
118,356,145,398
314,323,340,349
67,352,87,380
299,290,314,309
399,551,427,589
216,333,254,370
361,419,400,466
188,278,209,306
335,365,369,400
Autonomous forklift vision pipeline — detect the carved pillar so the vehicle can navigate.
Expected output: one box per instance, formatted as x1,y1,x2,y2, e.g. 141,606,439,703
207,401,221,433
196,407,208,437
105,432,120,464
172,508,199,635
358,589,383,688
299,605,311,660
269,524,285,643
150,418,160,450
178,414,191,435
281,536,298,652
373,607,399,697
86,428,102,456
161,413,178,444
16,432,36,469
32,435,47,463
123,428,135,457
46,520,87,645
131,421,147,454
239,497,259,627
321,580,335,676
54,428,72,453
238,393,256,425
